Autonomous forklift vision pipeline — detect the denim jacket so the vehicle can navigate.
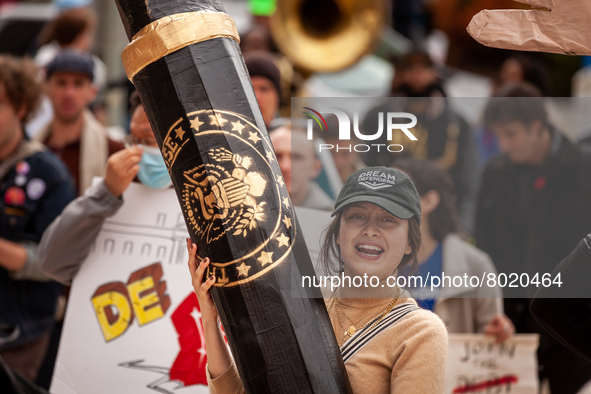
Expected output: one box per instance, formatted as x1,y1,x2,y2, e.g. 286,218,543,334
0,146,75,347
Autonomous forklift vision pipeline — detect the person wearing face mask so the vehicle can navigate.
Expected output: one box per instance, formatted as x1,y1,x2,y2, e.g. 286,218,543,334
135,144,173,189
123,96,172,190
38,93,169,285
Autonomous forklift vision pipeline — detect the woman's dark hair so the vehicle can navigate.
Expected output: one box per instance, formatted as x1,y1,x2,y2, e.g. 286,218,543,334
38,8,97,47
394,158,458,242
396,50,434,72
320,208,422,277
503,54,550,96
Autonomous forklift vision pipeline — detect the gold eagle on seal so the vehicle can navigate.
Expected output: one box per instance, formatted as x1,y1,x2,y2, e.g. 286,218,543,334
182,147,267,243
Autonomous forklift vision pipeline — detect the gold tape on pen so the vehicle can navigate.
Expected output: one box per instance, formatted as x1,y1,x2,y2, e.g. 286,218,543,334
122,12,240,80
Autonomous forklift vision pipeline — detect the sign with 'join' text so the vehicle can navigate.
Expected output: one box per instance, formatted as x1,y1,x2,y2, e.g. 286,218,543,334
446,334,539,394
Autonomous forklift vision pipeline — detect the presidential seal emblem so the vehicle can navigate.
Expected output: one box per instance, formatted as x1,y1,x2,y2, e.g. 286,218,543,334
161,109,294,286
183,148,268,243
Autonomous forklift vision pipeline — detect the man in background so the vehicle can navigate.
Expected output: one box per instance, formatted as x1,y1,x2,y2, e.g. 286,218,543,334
475,83,591,393
269,122,333,211
0,55,75,381
40,93,153,285
363,51,478,232
245,51,281,129
36,50,123,195
321,114,366,185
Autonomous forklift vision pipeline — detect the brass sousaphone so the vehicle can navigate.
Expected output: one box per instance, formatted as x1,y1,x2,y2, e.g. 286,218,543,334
271,0,387,72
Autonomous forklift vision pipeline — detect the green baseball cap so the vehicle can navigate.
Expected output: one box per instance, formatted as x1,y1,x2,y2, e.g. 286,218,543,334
332,166,421,225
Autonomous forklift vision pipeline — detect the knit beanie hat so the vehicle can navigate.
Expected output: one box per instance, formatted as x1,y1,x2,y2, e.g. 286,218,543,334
244,51,282,101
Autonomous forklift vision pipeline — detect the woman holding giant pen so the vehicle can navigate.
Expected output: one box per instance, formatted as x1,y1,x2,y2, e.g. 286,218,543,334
188,167,447,393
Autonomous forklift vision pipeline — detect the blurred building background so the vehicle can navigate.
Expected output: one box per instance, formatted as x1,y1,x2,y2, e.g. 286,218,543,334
1,0,590,136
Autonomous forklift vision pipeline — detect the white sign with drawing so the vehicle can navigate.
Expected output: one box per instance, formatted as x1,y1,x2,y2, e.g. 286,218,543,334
51,181,331,393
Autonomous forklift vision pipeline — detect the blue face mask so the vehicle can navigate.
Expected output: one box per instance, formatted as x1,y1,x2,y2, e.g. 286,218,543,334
137,145,172,189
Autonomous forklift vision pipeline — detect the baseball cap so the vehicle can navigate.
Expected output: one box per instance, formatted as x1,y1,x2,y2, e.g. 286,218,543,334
332,166,421,225
46,50,94,81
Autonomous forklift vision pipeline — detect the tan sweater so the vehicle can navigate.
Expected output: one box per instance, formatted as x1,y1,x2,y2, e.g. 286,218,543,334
207,297,447,394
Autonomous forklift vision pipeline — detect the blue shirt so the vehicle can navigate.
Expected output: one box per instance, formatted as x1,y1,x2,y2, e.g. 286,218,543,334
404,243,443,311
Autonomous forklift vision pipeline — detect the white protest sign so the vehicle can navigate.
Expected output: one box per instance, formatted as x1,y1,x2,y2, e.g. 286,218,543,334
446,334,539,394
51,182,331,393
294,206,332,273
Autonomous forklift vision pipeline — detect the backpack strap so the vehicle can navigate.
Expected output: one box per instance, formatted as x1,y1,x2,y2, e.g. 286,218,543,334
341,302,420,363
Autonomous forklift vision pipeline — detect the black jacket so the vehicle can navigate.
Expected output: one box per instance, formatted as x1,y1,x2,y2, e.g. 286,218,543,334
475,133,591,299
531,234,591,361
0,148,75,348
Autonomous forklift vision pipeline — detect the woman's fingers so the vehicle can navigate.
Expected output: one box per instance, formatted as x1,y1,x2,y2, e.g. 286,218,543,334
187,238,197,275
186,238,218,323
195,256,210,285
200,274,216,294
187,238,214,290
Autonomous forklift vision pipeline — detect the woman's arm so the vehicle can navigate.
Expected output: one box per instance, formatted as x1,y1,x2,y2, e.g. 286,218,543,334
40,148,142,284
390,311,448,394
39,179,123,284
187,240,245,393
187,239,232,376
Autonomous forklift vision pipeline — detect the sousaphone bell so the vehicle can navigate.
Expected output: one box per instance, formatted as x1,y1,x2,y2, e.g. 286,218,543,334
271,0,387,72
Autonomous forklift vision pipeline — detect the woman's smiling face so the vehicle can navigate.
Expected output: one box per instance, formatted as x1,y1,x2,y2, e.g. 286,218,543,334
337,202,412,280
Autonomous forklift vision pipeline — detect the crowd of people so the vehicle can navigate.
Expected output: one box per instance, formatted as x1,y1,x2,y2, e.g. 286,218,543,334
1,3,591,394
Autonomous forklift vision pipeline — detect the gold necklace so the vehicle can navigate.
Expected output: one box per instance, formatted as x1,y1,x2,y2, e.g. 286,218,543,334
366,298,399,333
328,290,400,340
336,299,391,337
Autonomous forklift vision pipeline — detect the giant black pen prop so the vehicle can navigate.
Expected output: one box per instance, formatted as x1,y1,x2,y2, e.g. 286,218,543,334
114,0,352,392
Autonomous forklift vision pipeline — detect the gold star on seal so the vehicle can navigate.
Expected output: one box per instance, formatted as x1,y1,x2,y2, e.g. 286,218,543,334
266,150,276,162
209,113,228,127
276,233,290,248
282,196,290,209
175,126,186,139
283,216,292,229
276,174,285,187
236,262,251,277
190,117,204,132
231,120,246,134
257,251,274,266
248,131,262,144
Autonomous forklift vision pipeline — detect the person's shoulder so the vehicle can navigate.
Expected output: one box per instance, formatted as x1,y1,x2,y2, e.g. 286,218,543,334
395,300,448,340
84,110,125,154
107,137,125,155
574,143,591,172
303,182,334,211
443,234,494,271
28,149,73,185
482,154,510,174
391,304,448,357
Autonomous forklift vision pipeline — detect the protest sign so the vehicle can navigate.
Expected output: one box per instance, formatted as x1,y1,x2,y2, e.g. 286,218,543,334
447,334,539,394
51,181,331,393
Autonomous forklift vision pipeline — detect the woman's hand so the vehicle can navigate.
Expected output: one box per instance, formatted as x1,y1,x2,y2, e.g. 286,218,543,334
187,238,218,324
186,238,234,379
484,314,515,343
